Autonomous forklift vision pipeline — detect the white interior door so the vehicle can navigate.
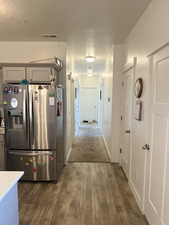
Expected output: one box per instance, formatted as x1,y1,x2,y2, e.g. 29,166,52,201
130,95,147,211
121,70,133,178
79,88,98,123
145,45,169,225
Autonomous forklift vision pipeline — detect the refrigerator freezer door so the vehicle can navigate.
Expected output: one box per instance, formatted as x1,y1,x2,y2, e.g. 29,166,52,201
29,85,57,150
3,85,29,150
55,87,65,176
7,150,57,181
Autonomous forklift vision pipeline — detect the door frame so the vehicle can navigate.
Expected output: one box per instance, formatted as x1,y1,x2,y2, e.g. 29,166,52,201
98,78,104,129
74,80,80,135
120,57,137,180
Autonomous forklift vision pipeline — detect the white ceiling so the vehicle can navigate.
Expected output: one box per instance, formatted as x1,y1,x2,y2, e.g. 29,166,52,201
0,0,150,42
0,0,151,75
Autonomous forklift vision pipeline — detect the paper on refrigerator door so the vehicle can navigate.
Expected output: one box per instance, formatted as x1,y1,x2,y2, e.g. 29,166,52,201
49,97,55,106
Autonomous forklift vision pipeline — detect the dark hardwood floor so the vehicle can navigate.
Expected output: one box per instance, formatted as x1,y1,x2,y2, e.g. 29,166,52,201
19,163,148,225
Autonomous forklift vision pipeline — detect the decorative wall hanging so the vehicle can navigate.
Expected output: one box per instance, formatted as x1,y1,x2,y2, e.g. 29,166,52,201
134,78,143,98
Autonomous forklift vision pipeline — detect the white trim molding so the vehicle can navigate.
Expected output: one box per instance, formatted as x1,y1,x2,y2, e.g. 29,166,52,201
102,135,112,161
122,57,137,74
147,41,169,57
65,147,72,163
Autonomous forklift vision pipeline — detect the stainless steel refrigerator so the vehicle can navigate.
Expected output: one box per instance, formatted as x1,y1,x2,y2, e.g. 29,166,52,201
3,83,64,181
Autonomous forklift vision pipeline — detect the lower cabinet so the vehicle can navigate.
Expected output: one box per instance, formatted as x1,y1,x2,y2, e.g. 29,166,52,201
0,184,19,225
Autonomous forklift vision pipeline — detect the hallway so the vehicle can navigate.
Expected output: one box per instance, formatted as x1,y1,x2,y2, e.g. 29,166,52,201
0,1,169,225
68,127,110,162
19,128,148,225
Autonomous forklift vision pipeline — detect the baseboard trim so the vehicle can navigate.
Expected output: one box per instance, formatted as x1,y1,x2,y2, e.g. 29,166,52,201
65,147,72,163
120,166,128,182
129,180,143,213
102,135,112,161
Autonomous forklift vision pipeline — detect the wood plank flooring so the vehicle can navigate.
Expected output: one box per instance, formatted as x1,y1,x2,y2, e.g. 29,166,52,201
19,163,148,225
68,128,110,162
19,127,148,225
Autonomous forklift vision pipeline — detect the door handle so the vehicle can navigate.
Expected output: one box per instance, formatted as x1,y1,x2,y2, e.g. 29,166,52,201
125,130,130,134
142,144,150,151
29,88,35,149
9,151,53,156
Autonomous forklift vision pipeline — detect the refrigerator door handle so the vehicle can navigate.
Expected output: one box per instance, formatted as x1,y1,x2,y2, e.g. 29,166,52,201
8,151,53,156
23,88,28,147
29,88,35,149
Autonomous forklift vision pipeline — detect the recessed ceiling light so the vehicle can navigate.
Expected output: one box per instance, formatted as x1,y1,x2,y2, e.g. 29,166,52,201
85,56,96,63
41,34,57,38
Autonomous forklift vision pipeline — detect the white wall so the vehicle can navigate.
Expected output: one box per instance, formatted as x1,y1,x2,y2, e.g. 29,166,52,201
102,48,114,158
0,41,66,62
126,0,169,60
65,77,74,158
102,45,125,162
79,75,100,88
123,0,169,213
111,45,125,162
66,48,75,159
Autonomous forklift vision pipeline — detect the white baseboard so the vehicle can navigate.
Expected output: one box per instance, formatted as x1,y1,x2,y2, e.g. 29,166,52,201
129,180,144,213
102,135,112,161
65,147,72,163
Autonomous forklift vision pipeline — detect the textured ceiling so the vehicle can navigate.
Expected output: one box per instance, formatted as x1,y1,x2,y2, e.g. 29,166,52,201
0,0,151,75
0,0,150,42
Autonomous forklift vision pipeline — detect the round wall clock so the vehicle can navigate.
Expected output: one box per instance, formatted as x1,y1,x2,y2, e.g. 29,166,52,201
134,78,143,98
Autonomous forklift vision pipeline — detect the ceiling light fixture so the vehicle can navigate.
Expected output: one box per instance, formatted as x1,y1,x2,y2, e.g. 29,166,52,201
85,56,96,63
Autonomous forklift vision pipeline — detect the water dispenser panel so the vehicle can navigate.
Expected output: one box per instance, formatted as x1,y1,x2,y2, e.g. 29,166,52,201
3,86,24,129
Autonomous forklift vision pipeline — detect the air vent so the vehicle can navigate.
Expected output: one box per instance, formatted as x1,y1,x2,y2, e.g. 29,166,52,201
41,34,57,38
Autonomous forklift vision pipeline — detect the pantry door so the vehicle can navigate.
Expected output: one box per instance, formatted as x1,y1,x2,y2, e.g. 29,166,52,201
145,45,169,225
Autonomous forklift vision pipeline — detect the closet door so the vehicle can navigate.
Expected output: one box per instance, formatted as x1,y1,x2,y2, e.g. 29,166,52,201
145,45,169,225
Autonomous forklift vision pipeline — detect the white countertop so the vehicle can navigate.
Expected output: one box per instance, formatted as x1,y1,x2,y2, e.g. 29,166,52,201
0,171,24,202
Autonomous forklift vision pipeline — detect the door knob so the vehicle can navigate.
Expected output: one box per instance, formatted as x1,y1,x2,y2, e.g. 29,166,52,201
125,130,130,134
142,144,150,151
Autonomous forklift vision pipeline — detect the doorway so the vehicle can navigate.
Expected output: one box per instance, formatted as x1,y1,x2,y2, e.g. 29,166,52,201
68,75,110,163
74,75,103,129
79,87,99,127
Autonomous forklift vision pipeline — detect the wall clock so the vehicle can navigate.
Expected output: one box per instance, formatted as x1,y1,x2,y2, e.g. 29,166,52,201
134,78,143,98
